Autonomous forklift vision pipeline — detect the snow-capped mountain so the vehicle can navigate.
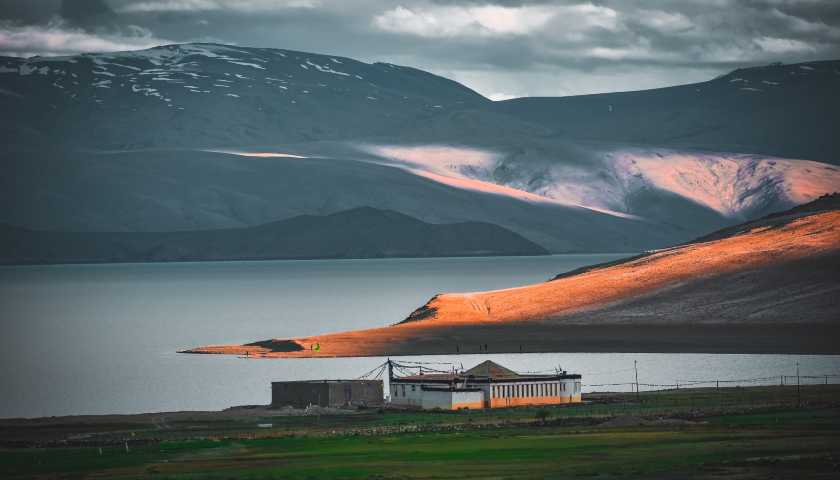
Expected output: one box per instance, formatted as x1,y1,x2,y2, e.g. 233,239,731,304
0,43,487,149
2,43,839,253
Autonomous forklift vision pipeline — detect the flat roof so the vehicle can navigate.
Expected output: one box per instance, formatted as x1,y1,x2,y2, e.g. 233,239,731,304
390,360,581,383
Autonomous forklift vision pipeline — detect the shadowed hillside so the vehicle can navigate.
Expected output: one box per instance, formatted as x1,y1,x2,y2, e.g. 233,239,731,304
0,207,548,265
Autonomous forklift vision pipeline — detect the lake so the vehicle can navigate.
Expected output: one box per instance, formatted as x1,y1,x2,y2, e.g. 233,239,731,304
1,255,838,418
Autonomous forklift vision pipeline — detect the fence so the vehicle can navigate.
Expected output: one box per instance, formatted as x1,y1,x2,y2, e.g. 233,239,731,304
585,374,840,393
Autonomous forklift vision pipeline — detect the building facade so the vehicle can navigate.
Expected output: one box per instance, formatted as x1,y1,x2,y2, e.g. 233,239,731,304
271,380,383,409
389,360,581,410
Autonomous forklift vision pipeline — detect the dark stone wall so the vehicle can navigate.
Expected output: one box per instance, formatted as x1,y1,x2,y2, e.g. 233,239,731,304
327,381,383,407
271,382,330,408
272,381,383,408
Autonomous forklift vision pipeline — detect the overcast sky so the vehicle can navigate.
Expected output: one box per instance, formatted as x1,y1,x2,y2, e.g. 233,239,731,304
1,0,839,98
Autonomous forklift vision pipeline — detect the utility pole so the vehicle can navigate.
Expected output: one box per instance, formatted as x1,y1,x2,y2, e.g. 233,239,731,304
796,361,801,407
386,359,393,403
634,360,640,402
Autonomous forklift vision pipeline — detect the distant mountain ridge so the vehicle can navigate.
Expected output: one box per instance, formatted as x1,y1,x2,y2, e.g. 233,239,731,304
492,60,840,163
0,43,488,149
2,45,837,161
0,207,548,265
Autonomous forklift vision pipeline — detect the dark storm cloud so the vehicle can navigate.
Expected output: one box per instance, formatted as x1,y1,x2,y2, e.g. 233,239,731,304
60,0,115,26
1,0,839,96
0,1,60,23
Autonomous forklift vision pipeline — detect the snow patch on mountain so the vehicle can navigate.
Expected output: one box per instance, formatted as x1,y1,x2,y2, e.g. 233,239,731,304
362,145,640,218
304,60,349,76
362,144,840,221
612,150,840,217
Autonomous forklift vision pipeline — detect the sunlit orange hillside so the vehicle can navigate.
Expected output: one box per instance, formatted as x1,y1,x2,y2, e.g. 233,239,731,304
185,194,840,358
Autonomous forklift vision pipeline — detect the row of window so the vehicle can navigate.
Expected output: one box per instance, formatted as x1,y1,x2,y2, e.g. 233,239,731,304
392,384,416,397
492,382,574,398
392,381,581,399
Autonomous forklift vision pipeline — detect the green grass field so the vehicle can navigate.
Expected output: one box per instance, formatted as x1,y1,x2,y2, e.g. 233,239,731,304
2,386,839,479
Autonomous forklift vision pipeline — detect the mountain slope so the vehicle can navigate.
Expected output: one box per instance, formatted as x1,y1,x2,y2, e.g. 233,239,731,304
0,43,488,149
492,60,840,164
184,195,840,357
0,207,548,265
0,148,700,253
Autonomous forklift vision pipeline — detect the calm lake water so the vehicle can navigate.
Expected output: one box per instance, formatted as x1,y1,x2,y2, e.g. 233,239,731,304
1,255,838,418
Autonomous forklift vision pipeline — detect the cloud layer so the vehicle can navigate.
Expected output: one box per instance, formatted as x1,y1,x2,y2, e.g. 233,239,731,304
1,0,839,97
0,20,167,57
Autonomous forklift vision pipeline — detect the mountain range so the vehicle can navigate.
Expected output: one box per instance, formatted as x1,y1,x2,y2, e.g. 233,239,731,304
2,43,840,255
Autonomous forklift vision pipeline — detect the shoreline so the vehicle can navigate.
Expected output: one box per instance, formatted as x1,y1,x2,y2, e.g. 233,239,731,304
183,324,840,358
0,252,630,269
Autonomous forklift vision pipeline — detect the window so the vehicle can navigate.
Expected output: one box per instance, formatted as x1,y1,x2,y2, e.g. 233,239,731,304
411,385,416,392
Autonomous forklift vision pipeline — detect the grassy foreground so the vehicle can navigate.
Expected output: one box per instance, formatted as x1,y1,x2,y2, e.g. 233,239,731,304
2,385,839,479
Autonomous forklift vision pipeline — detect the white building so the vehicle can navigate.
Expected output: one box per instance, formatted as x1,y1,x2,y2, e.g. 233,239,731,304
389,360,582,410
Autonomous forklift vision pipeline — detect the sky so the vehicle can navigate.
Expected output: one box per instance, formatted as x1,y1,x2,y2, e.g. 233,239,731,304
1,0,839,99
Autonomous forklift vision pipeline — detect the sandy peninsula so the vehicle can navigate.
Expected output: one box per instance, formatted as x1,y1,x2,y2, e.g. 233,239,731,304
184,196,840,357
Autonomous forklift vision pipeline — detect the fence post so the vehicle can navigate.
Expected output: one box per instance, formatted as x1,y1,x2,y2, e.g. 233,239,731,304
634,360,640,403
